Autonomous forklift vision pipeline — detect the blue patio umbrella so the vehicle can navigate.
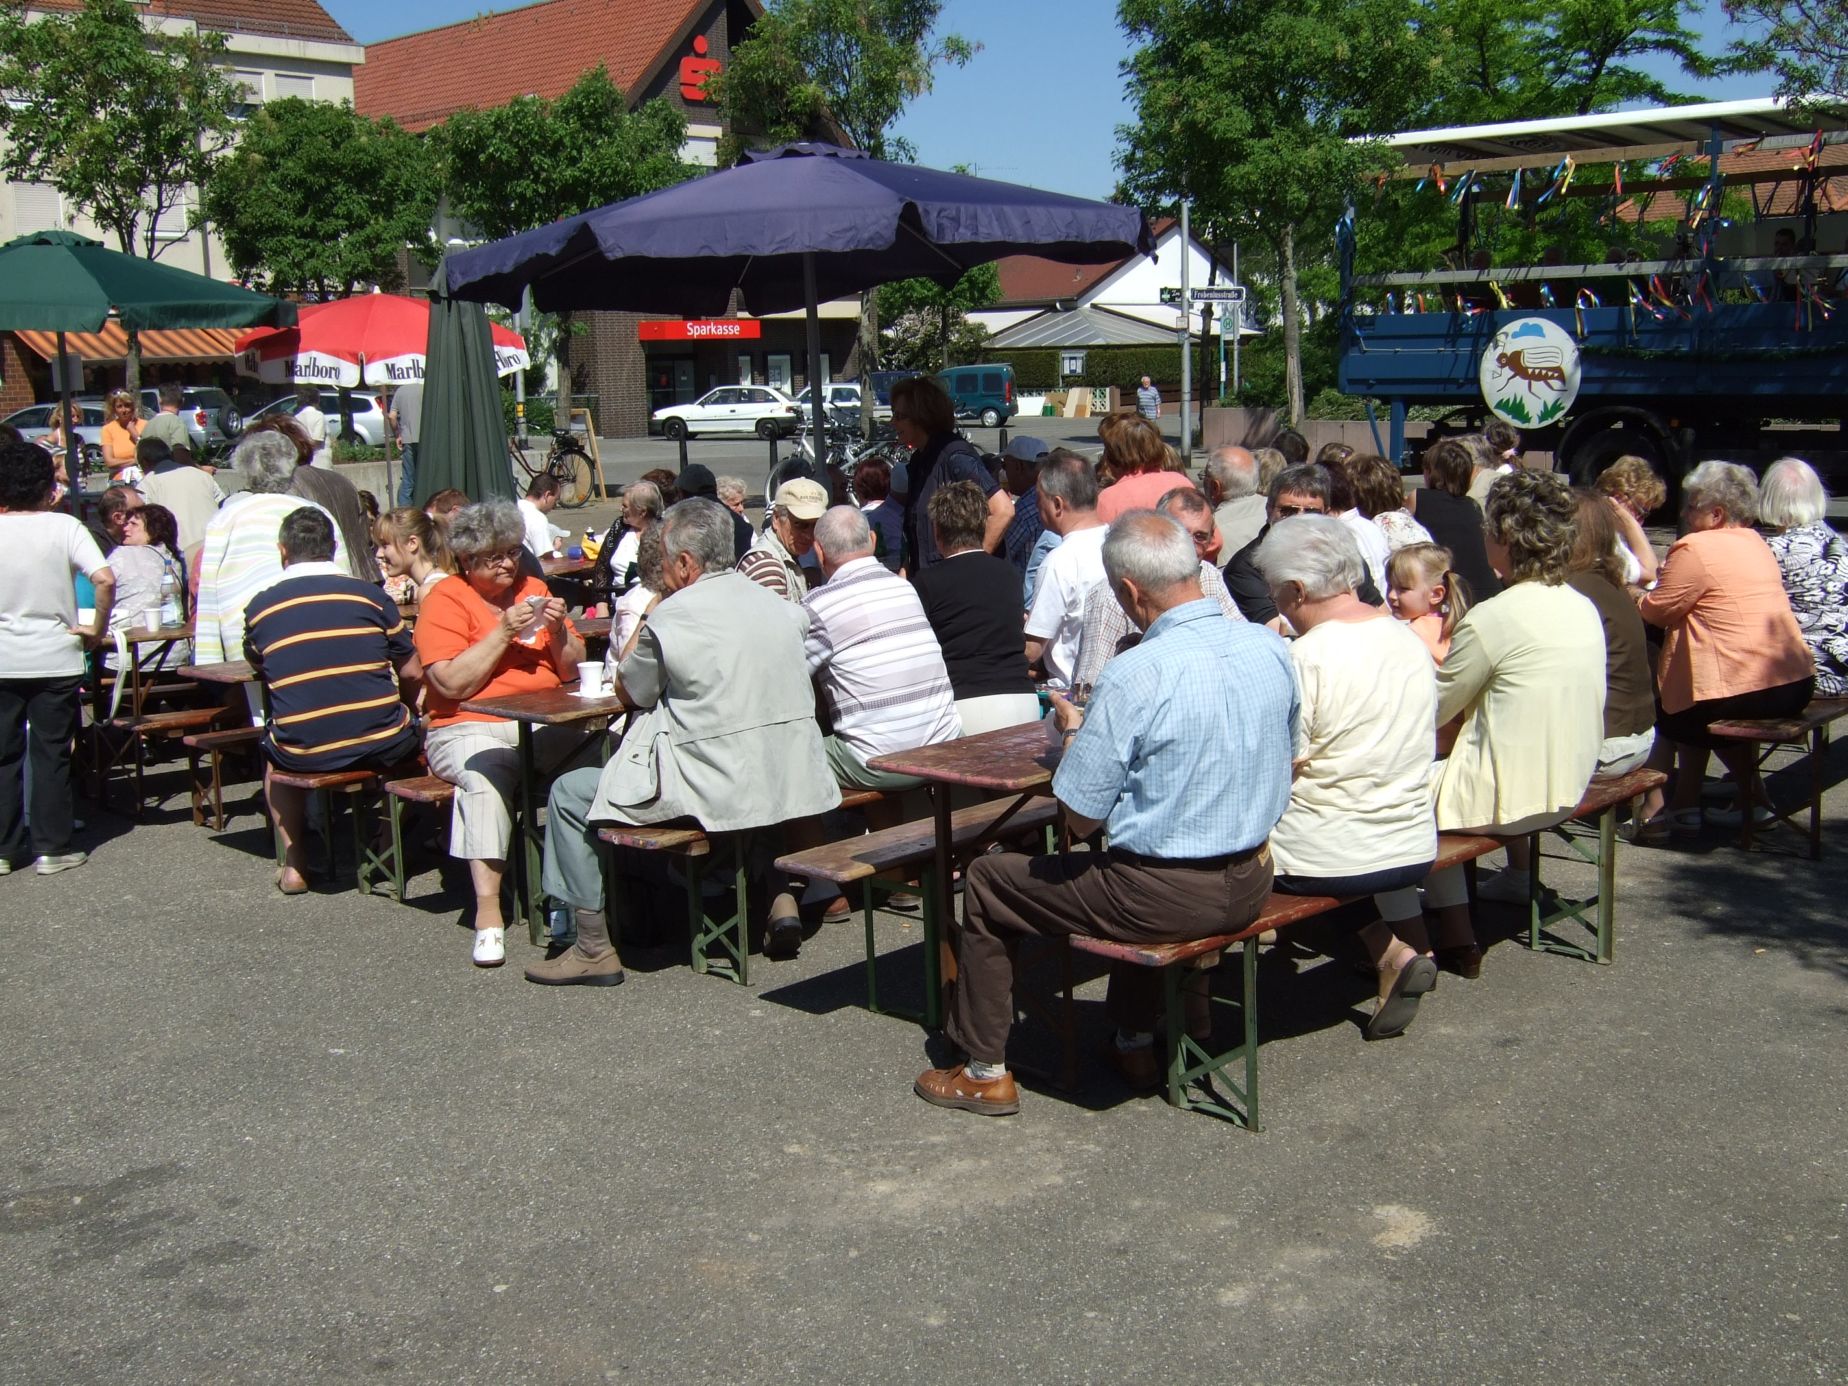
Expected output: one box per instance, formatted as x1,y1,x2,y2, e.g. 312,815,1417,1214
443,143,1155,448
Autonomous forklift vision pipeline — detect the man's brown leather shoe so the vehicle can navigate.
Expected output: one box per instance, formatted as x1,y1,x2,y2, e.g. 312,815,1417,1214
523,947,625,987
913,1064,1020,1116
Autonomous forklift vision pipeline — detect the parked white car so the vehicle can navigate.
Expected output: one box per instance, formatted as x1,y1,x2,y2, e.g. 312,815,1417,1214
6,402,107,459
653,385,800,440
794,380,892,422
248,390,390,447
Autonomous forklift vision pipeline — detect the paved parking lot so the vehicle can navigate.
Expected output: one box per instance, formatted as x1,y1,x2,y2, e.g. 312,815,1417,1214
1,744,1843,1384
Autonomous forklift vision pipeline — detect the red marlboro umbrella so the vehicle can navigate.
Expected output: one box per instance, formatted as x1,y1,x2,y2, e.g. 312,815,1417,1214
233,292,528,389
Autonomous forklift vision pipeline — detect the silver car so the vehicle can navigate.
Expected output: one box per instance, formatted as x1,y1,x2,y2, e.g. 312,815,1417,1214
247,390,390,447
5,402,106,467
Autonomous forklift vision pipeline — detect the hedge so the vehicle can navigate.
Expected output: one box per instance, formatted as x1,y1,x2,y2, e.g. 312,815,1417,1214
977,344,1188,392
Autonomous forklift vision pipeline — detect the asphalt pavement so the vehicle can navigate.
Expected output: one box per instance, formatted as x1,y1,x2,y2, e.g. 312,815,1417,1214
1,737,1844,1384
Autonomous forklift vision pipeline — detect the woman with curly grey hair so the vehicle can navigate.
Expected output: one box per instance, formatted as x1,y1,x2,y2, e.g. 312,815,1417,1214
192,432,341,663
1377,468,1607,977
1631,460,1814,839
414,498,590,968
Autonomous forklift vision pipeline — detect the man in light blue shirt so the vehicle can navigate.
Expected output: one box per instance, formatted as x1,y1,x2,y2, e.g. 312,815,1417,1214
915,510,1297,1117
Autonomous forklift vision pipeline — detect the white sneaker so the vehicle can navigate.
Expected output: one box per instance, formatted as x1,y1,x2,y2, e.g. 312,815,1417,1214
0,859,11,875
34,852,87,876
472,927,506,967
1476,867,1532,905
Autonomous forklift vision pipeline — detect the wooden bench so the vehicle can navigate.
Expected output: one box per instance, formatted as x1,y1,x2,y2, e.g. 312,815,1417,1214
371,774,456,903
91,705,226,817
181,725,262,831
774,794,1063,1027
1052,832,1504,1131
267,766,382,884
1707,698,1848,859
1519,766,1669,964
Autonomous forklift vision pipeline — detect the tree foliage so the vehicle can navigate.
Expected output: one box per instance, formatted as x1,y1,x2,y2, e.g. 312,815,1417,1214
202,99,439,297
437,67,693,240
1429,0,1713,122
1721,0,1848,114
1116,0,1443,422
709,0,976,162
0,0,241,259
878,263,999,370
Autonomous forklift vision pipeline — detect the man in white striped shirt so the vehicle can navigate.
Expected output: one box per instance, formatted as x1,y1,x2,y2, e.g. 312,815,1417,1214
804,506,962,789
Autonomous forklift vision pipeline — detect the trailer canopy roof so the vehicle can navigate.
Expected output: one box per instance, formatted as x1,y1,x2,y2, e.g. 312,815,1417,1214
1378,98,1848,175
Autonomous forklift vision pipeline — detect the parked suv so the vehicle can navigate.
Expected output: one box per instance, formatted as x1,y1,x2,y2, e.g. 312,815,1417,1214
137,386,243,447
935,364,1015,427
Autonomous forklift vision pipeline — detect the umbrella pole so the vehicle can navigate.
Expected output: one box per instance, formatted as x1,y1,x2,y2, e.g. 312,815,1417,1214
803,254,826,484
57,329,79,515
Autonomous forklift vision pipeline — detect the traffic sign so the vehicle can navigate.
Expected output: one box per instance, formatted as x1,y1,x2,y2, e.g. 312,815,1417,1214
1160,285,1247,305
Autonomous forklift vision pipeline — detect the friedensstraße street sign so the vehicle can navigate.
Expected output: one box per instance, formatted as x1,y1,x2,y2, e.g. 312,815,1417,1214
1161,285,1247,305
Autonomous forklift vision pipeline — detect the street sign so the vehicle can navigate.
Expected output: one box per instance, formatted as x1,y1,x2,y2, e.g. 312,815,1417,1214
1161,285,1247,305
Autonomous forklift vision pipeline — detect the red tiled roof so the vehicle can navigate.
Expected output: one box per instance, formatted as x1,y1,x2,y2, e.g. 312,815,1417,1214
1619,144,1848,223
30,0,351,44
355,0,705,133
993,217,1175,306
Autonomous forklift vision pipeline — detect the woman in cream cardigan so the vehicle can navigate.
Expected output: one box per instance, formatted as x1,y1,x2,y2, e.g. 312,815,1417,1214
1378,469,1607,980
1632,461,1813,838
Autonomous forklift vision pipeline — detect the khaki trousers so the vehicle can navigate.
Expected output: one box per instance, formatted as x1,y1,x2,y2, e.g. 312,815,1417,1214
949,843,1273,1065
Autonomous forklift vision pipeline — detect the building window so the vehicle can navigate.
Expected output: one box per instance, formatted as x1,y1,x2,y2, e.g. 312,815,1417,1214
273,73,314,101
231,70,264,119
766,353,793,391
12,181,61,234
153,193,193,242
736,353,753,385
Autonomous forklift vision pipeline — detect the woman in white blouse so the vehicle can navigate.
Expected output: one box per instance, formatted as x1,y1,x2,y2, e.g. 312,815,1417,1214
1255,515,1441,1039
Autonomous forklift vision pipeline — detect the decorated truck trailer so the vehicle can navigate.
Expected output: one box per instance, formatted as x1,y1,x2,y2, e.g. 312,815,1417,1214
1338,100,1848,486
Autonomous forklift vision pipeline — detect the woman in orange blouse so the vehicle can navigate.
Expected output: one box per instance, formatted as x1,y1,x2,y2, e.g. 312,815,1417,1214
415,498,588,967
98,391,142,482
1633,461,1813,837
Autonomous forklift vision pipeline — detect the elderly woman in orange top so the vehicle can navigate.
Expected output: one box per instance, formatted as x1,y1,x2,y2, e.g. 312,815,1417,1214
1632,460,1814,839
416,498,591,968
1094,414,1197,523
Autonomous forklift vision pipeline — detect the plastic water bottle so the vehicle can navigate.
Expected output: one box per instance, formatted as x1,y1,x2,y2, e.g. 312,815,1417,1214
157,569,180,627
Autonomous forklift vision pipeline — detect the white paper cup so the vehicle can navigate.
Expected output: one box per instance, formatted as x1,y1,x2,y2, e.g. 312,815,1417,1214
142,610,162,632
577,661,605,697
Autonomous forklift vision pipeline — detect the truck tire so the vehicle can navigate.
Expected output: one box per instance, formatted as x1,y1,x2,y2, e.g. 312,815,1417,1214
1562,425,1666,490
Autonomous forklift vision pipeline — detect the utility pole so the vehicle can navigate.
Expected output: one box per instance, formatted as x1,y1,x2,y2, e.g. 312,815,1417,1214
1231,241,1242,397
1179,200,1192,461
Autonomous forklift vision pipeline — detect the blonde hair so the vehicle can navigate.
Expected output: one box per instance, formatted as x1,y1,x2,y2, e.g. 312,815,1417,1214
1388,541,1473,643
375,506,456,574
1593,455,1667,518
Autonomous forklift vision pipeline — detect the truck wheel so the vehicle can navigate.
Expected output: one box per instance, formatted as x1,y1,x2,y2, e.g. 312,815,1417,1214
1563,427,1665,492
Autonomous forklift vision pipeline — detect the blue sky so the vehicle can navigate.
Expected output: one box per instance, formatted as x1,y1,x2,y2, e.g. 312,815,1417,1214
325,0,1771,200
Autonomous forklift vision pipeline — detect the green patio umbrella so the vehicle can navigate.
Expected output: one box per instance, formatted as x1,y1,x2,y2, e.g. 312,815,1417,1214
0,229,296,481
415,255,513,506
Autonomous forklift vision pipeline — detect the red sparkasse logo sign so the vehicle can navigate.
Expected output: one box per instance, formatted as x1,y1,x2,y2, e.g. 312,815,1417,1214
638,320,763,341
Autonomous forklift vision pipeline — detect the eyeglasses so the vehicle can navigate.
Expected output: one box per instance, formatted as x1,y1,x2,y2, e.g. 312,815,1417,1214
1275,503,1326,518
467,548,521,569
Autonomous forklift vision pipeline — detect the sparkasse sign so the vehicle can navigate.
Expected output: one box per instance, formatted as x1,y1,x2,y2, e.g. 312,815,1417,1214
638,320,764,342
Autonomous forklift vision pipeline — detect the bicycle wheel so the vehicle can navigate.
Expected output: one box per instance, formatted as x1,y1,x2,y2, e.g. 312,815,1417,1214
547,443,595,508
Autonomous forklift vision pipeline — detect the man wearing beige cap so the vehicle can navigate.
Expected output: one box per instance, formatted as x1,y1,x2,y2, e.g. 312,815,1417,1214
737,476,826,602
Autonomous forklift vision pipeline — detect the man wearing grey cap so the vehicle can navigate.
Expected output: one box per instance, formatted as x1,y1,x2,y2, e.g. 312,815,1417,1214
737,477,827,602
999,434,1049,573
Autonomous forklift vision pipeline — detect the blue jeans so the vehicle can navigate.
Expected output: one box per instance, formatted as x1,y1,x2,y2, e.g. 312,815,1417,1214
395,443,417,508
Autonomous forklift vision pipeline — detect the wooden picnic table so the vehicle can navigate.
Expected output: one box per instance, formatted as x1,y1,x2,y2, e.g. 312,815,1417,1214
868,718,1064,985
112,620,195,718
577,616,612,645
178,659,255,685
542,554,596,580
461,681,630,943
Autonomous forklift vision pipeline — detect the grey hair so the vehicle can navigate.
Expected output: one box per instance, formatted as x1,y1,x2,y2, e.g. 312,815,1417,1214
447,498,525,558
1101,510,1198,590
715,475,747,506
1156,486,1211,518
660,497,735,574
1206,446,1259,500
1682,460,1759,526
815,504,873,555
1038,450,1099,510
1251,514,1366,600
624,480,665,519
1252,447,1287,493
1268,463,1332,507
233,432,299,495
1757,457,1827,530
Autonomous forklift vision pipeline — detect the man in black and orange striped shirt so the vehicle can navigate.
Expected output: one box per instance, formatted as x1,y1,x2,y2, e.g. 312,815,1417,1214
245,507,422,893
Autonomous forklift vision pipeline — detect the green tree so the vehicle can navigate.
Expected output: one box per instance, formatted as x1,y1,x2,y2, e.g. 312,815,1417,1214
712,1,976,417
0,0,242,391
1117,0,1442,424
202,99,439,297
1721,0,1848,114
877,263,999,371
438,66,692,416
437,67,691,241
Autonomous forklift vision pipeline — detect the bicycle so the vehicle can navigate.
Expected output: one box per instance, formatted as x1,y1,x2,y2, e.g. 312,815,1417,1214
508,429,596,509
